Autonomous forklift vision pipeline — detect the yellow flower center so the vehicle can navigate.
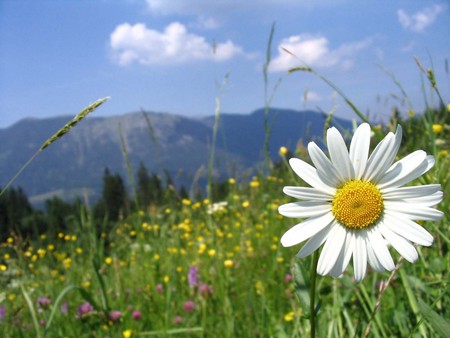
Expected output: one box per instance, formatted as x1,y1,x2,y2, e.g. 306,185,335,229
332,180,383,229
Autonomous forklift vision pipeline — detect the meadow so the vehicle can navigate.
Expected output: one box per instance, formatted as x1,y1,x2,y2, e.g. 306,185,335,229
0,64,449,338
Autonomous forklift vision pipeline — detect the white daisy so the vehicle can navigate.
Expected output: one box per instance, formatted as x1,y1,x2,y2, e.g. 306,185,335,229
279,123,443,281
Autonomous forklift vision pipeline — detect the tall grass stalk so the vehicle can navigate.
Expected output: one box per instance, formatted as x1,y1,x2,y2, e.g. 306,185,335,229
286,64,383,140
399,267,428,337
377,63,413,109
414,57,446,107
363,257,404,338
262,22,283,173
207,71,230,201
207,96,221,202
119,123,139,210
20,283,42,338
309,251,319,338
142,110,163,171
0,97,109,198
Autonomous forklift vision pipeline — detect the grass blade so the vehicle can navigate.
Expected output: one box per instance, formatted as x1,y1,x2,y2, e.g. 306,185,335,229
0,97,109,198
417,299,450,337
44,284,78,333
20,283,42,338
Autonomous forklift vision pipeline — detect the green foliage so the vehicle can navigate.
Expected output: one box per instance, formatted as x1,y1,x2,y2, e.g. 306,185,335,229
94,168,129,223
0,114,448,336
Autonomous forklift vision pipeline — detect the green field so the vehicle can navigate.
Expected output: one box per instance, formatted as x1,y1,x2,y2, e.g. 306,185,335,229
0,69,449,338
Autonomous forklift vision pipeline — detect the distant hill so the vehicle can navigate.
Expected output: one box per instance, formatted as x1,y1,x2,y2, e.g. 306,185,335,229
0,108,352,203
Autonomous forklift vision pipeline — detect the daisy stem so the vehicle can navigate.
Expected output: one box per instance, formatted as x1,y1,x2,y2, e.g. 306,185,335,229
363,257,403,338
309,250,319,338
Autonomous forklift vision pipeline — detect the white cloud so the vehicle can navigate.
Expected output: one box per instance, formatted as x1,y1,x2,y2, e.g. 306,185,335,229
397,4,445,32
109,22,243,65
302,91,322,102
269,34,371,72
400,41,415,52
192,17,220,30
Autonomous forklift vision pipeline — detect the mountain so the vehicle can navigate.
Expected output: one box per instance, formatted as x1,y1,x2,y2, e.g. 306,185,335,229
0,108,352,203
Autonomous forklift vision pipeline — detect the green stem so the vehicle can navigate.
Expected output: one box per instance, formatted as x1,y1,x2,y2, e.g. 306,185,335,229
363,257,403,338
0,151,39,198
0,97,109,199
310,250,320,338
20,283,42,338
399,268,428,337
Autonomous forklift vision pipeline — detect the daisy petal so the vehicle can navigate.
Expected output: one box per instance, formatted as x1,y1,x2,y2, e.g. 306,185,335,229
278,201,331,218
407,191,443,207
364,125,402,182
367,227,395,271
353,232,368,281
424,155,435,173
381,156,435,191
366,240,385,272
283,186,333,201
384,202,444,221
363,133,394,181
383,212,433,246
317,223,347,275
289,158,336,195
329,230,354,278
296,221,336,258
377,150,428,189
308,142,341,187
280,212,334,247
382,184,441,199
327,127,355,180
377,221,418,263
349,123,371,179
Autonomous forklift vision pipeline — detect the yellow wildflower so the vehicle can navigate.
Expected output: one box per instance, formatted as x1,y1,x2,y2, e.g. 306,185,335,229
123,330,133,338
432,124,443,134
279,146,288,156
63,258,71,269
250,180,260,188
284,311,294,322
224,259,234,268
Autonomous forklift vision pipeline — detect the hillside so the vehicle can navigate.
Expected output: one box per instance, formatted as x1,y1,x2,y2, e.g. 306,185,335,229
0,108,352,202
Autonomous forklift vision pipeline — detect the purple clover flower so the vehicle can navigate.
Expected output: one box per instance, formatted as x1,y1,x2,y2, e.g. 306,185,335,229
183,300,196,313
0,305,5,321
60,301,69,315
198,283,213,297
109,310,122,322
37,296,52,309
77,302,93,318
188,266,199,289
132,310,142,320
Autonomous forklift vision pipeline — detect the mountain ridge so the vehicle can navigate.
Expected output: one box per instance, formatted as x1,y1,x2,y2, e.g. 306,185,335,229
0,108,352,203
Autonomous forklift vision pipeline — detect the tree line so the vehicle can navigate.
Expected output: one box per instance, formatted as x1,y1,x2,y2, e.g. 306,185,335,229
0,163,220,241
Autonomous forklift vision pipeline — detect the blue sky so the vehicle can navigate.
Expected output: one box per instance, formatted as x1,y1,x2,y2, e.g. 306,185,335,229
0,0,449,128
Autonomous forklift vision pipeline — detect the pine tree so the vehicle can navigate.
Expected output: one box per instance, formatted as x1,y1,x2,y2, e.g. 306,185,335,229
96,168,128,222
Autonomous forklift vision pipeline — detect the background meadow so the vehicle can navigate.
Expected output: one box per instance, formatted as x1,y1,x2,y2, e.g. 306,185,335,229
0,63,449,338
